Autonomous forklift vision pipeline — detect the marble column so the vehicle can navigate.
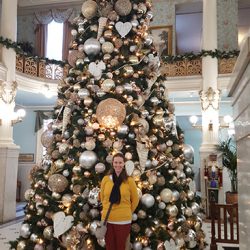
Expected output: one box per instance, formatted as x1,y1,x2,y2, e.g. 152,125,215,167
0,0,20,223
199,0,222,214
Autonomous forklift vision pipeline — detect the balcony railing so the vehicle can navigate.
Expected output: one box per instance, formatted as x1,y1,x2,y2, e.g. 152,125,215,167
15,54,237,80
16,54,69,80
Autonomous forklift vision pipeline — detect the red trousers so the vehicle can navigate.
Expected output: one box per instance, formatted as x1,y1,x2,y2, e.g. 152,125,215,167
105,223,131,250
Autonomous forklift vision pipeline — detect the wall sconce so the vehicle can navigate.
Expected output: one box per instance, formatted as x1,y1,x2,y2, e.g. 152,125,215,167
0,108,26,126
11,108,26,125
189,115,234,132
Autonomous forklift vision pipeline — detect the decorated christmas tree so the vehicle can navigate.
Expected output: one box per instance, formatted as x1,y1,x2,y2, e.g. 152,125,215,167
12,0,205,249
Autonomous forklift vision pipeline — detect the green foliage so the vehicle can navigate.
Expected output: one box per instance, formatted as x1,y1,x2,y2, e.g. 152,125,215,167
217,138,237,192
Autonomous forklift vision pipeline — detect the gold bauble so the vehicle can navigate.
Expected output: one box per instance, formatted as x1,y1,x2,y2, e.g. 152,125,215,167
129,55,139,64
96,98,126,128
101,79,115,92
123,65,134,76
48,174,68,193
115,0,132,16
102,42,114,54
104,30,113,38
81,0,98,19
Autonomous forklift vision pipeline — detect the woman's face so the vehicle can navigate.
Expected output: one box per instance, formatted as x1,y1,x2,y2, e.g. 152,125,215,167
112,156,125,176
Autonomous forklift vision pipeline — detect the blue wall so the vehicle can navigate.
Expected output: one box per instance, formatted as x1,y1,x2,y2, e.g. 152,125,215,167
13,110,36,154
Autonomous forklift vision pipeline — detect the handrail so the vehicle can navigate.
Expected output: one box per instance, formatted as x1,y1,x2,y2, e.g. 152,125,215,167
15,54,237,80
210,195,239,250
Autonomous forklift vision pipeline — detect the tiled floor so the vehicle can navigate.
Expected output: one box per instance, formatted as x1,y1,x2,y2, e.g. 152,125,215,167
0,204,234,250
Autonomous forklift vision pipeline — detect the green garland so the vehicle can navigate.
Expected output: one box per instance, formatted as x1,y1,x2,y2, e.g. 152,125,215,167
0,36,68,67
0,36,239,66
162,49,240,63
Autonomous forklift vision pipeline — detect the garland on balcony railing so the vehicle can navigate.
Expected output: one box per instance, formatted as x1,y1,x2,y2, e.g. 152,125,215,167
0,36,68,67
0,35,240,66
162,49,240,63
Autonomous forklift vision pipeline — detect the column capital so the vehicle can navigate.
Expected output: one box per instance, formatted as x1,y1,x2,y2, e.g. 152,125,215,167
0,81,17,104
199,87,221,111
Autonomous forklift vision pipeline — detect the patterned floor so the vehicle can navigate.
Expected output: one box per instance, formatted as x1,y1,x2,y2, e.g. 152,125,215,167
0,204,234,250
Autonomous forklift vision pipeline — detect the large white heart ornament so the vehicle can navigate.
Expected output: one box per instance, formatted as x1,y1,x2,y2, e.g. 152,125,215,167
115,21,132,38
53,211,74,238
125,160,135,176
88,60,106,80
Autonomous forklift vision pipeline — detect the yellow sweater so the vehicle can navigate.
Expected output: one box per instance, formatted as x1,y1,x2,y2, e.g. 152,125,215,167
100,175,139,222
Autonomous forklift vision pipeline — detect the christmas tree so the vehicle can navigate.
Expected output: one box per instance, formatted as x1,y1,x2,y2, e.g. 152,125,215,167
12,0,205,249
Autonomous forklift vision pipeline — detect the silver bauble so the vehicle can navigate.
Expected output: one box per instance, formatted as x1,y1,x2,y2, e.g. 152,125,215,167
141,194,155,208
88,187,100,206
78,88,90,99
117,124,129,136
158,202,166,210
172,190,180,201
79,150,97,169
20,223,31,238
83,38,101,56
133,241,143,250
183,144,194,163
191,202,200,215
81,0,98,19
24,189,35,201
166,205,178,217
146,11,154,20
160,188,172,203
95,163,106,173
187,229,197,248
144,35,153,45
30,233,38,242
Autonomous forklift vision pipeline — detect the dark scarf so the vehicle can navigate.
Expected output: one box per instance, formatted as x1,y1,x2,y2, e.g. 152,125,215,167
109,172,123,204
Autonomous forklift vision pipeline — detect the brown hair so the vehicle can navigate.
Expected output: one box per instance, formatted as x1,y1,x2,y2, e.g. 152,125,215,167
109,153,128,181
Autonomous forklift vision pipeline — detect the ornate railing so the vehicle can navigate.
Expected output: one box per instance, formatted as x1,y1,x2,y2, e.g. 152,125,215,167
16,54,69,80
15,54,237,80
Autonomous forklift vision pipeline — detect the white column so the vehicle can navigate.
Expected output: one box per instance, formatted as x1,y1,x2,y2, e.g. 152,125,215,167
200,0,222,214
0,0,20,223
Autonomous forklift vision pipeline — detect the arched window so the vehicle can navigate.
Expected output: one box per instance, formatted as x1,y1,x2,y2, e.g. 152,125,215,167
46,20,64,60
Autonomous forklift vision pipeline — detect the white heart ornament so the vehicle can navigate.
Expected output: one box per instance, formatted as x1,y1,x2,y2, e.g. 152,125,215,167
164,239,176,250
125,160,135,176
53,211,74,238
88,60,106,80
115,21,132,38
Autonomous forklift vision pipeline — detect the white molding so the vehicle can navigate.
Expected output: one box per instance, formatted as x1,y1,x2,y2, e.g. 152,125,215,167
16,72,58,93
18,0,81,7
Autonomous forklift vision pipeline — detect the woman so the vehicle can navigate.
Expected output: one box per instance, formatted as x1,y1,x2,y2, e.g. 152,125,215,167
100,153,139,250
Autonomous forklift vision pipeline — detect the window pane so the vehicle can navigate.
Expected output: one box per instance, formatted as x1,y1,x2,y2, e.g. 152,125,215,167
46,20,63,60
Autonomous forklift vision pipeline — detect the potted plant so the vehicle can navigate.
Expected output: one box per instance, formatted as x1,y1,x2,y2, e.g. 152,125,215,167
217,137,238,204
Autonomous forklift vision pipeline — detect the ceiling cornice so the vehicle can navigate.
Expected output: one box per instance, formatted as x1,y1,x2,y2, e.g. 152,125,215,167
17,0,82,15
16,72,58,93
